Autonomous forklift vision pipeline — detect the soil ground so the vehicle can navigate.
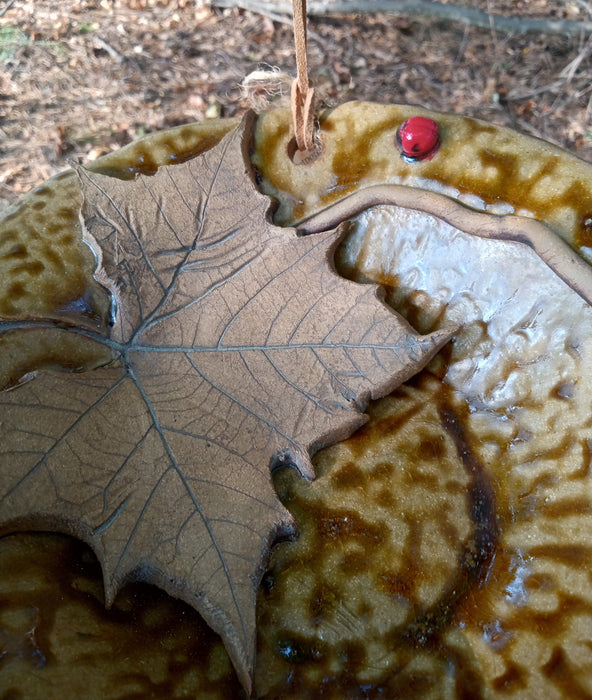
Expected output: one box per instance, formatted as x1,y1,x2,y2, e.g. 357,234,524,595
1,0,592,210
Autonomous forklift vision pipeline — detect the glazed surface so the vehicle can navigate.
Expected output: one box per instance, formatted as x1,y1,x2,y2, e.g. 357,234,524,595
253,103,592,258
2,106,592,698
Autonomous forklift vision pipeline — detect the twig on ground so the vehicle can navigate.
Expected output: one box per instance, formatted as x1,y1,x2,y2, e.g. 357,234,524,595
0,0,17,18
507,80,566,101
93,35,124,62
559,33,592,81
223,3,329,44
574,0,592,20
486,0,497,45
454,24,470,64
210,0,592,36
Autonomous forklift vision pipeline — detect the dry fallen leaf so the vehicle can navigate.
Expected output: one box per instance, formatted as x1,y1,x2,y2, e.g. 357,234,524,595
0,113,451,692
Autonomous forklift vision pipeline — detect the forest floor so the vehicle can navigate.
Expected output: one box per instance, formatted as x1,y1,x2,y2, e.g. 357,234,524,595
1,0,592,209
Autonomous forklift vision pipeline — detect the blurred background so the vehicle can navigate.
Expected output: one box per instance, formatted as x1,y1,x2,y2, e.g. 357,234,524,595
1,0,591,208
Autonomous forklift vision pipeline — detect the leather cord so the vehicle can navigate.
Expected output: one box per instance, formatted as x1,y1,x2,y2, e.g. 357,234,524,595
291,0,316,153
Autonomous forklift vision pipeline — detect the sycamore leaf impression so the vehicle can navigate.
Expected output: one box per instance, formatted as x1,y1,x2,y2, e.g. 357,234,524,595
0,114,452,692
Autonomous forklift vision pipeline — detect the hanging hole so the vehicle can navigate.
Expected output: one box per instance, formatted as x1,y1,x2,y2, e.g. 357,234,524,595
287,133,324,165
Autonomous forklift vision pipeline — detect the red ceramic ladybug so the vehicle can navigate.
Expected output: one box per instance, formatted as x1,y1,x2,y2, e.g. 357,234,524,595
396,116,440,162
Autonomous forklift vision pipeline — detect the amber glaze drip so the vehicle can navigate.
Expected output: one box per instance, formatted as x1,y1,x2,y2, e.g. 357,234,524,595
401,405,498,647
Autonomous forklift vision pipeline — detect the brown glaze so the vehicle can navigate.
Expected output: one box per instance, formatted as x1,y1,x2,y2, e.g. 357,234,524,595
4,103,592,385
2,353,592,698
3,106,592,698
0,327,113,390
332,206,592,699
1,367,501,700
0,532,244,699
254,371,497,699
253,103,592,259
0,116,237,322
87,118,238,180
0,182,108,324
0,176,114,389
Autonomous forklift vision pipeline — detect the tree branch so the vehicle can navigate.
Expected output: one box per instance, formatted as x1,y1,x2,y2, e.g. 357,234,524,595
211,0,592,36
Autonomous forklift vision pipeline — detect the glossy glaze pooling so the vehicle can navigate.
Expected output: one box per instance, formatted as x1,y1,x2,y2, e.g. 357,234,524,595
3,343,592,698
0,174,115,387
0,369,496,700
0,327,113,390
334,204,592,699
4,104,592,387
0,532,243,699
89,117,238,179
253,103,592,256
0,174,105,322
255,371,496,699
